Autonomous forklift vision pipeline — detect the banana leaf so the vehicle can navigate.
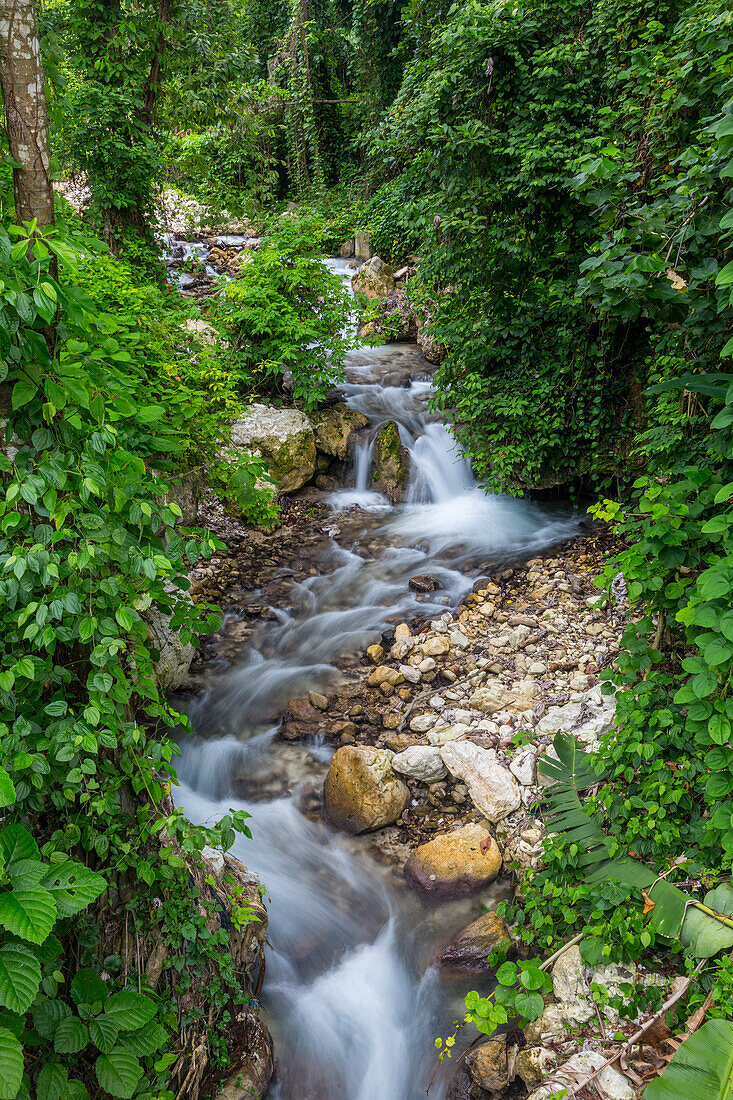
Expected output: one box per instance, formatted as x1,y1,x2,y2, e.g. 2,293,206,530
643,1019,733,1099
539,736,733,957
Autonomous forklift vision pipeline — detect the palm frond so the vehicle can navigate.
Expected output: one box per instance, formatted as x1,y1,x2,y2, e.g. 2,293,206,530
643,1019,733,1099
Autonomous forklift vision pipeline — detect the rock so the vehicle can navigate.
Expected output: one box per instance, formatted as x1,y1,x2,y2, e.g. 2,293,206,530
502,821,545,872
449,629,470,649
214,1013,274,1100
392,745,447,783
440,912,511,970
372,421,409,501
352,255,394,299
423,636,450,657
469,683,507,714
354,229,373,260
324,747,409,833
308,690,328,711
338,239,355,258
515,1047,559,1091
416,320,446,363
509,749,537,786
228,404,316,492
183,317,220,346
524,1003,568,1045
410,713,437,733
367,644,385,664
466,1036,514,1092
440,742,521,823
409,573,440,592
310,402,367,460
404,821,502,898
428,722,470,746
527,1051,634,1100
551,945,594,1025
367,665,405,687
399,663,421,683
144,588,195,691
395,623,412,641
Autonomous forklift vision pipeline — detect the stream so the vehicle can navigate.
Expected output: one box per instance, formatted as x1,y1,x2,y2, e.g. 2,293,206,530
172,252,582,1098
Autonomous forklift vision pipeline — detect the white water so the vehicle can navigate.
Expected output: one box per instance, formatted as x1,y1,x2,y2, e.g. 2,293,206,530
175,255,582,1098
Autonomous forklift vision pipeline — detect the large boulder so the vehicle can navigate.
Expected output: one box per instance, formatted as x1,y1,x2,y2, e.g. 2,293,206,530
440,911,511,970
440,742,521,823
228,404,316,492
310,402,367,460
324,746,409,833
352,255,394,299
373,421,409,502
416,320,446,363
404,821,502,898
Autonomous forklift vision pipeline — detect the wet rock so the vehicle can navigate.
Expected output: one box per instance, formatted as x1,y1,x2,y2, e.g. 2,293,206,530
324,746,409,833
338,239,355,258
308,690,328,711
228,404,316,492
352,254,394,299
392,745,447,783
440,742,521,823
466,1036,515,1092
440,911,511,970
310,402,368,460
373,421,409,502
404,821,502,898
409,573,440,593
367,644,385,664
354,229,373,260
214,1013,274,1100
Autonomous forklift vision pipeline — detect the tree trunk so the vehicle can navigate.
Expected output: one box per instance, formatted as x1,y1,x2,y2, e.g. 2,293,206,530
0,0,54,226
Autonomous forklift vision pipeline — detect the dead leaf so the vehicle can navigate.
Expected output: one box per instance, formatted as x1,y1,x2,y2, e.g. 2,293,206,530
666,268,688,292
642,890,655,914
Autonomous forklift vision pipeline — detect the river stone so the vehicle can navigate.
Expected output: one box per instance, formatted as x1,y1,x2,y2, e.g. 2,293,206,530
409,573,439,592
409,713,437,733
324,747,409,833
440,911,511,970
367,665,404,687
416,319,446,363
428,722,470,746
310,402,367,459
403,821,502,898
352,254,394,298
466,1036,514,1092
468,682,507,713
372,421,409,501
367,644,385,664
228,404,316,492
392,745,447,783
423,635,450,657
440,742,521,823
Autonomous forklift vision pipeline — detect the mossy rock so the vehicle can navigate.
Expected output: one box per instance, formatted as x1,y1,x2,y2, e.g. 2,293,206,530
373,420,409,502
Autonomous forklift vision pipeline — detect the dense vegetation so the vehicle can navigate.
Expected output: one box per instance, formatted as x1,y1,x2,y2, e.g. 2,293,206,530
2,0,733,1093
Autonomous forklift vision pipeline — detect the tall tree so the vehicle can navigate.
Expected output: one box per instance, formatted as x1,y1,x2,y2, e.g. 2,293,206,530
0,0,54,226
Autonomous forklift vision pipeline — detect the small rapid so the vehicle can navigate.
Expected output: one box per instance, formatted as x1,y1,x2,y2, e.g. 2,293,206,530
174,254,581,1098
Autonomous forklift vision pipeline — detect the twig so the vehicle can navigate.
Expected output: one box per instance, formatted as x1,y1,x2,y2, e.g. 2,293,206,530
539,932,585,972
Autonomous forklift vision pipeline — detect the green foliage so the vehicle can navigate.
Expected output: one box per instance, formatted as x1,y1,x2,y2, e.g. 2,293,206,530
643,1019,733,1099
214,227,353,407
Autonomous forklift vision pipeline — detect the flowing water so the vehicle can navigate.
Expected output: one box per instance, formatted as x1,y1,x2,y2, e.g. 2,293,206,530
173,254,582,1098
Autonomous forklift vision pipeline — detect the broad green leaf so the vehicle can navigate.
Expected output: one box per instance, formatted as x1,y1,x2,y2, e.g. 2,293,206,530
95,1049,143,1099
70,968,107,1011
103,990,157,1031
89,1015,120,1054
124,1022,168,1057
41,862,106,918
0,771,14,812
35,1063,69,1100
33,998,71,1040
53,1016,88,1055
0,888,56,944
0,1027,23,1100
0,943,41,1014
643,1018,733,1099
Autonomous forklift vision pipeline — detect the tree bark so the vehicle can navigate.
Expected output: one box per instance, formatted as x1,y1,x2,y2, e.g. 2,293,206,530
0,0,54,226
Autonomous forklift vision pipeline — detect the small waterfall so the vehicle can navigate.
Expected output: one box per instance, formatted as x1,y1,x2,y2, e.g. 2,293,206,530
175,256,583,1099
